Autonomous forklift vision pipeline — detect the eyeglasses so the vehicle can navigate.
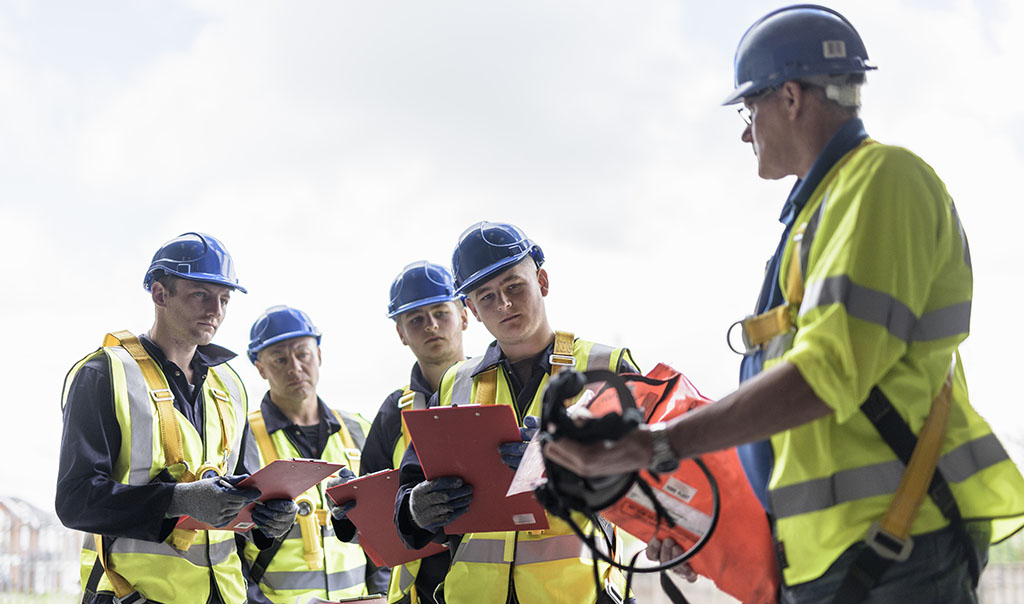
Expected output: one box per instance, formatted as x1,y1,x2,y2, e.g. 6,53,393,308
737,86,780,126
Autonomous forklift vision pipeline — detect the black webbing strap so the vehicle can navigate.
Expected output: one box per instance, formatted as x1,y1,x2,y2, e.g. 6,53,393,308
83,536,114,604
831,387,978,604
658,571,692,604
248,537,286,584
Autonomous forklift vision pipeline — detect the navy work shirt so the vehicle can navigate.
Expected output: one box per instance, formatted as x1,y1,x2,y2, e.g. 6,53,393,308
56,334,255,542
737,118,869,511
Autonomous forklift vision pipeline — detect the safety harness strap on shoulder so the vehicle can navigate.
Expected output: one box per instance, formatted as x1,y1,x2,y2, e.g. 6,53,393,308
399,386,427,450
103,330,190,478
832,362,976,604
248,409,280,465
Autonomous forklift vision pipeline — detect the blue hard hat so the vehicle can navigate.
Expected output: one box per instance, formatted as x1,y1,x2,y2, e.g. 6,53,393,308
248,305,322,364
387,261,460,319
452,221,544,295
143,232,247,293
722,4,876,105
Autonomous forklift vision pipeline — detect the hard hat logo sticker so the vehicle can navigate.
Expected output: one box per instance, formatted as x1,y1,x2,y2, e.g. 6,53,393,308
823,40,847,59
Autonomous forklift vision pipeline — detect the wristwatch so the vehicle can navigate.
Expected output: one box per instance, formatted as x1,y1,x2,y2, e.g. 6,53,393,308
648,422,679,474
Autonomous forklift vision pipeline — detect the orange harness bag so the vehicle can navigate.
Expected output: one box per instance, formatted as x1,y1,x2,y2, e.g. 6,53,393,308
600,363,780,604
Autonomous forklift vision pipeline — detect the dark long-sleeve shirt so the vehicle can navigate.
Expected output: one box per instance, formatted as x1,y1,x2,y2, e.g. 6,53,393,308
358,363,450,603
56,334,256,543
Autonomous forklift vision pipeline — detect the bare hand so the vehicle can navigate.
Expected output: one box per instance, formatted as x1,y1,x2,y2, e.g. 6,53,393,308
542,425,654,477
647,536,697,582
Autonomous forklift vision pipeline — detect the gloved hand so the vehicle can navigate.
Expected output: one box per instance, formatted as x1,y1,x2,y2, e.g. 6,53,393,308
498,415,540,470
167,474,261,527
409,476,473,531
326,468,358,521
251,499,299,539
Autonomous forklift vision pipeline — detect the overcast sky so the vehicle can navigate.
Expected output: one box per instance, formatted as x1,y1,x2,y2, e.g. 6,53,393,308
2,0,1021,512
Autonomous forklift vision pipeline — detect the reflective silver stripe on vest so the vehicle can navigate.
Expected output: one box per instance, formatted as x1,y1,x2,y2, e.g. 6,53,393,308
109,536,237,566
410,391,427,410
452,534,586,566
799,275,971,343
262,565,365,591
516,534,587,565
398,563,415,593
83,533,96,551
585,343,614,371
208,365,244,473
450,357,486,406
108,347,156,486
769,432,1008,519
762,332,795,363
340,411,367,450
451,537,506,564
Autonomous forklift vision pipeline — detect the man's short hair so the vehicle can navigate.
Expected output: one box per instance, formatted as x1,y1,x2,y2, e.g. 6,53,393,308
153,273,179,295
799,73,865,115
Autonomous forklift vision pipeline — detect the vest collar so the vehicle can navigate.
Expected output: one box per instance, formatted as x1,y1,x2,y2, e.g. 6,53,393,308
259,393,341,436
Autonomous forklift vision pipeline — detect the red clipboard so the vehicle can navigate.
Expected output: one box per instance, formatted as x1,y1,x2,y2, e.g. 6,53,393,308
326,469,449,567
176,458,343,531
402,404,549,534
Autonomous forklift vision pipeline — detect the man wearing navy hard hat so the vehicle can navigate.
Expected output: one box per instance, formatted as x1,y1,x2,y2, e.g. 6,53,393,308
346,261,469,604
57,232,297,604
394,221,640,604
241,305,374,603
545,6,1024,604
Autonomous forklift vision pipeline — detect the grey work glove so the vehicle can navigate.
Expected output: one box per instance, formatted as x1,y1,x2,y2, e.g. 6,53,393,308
409,476,473,532
251,498,299,539
326,468,358,521
167,474,261,527
498,415,540,471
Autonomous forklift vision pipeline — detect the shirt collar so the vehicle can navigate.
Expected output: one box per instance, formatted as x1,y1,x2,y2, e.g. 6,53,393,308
470,339,555,378
778,117,868,227
138,333,236,372
259,393,340,435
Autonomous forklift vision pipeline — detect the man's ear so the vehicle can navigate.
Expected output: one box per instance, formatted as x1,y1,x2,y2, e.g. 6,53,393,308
254,359,268,380
537,268,550,297
151,282,168,307
395,321,409,346
780,80,805,121
459,304,469,331
316,346,322,367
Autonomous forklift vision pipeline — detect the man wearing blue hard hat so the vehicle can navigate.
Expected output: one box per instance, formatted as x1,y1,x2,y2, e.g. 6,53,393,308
57,232,298,604
344,261,469,604
394,221,639,604
241,305,375,603
545,5,1024,604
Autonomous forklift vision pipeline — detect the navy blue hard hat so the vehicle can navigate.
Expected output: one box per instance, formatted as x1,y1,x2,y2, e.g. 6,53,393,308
143,232,247,293
723,4,876,105
387,261,460,319
452,221,544,295
248,305,322,364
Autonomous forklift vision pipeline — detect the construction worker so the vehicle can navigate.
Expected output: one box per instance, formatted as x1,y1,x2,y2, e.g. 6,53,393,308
394,221,639,604
242,305,374,603
545,5,1024,604
343,261,468,603
56,232,298,604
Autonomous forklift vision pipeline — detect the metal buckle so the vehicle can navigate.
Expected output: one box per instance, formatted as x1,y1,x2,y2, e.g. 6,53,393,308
398,392,417,408
726,317,757,356
149,388,173,403
209,388,231,402
113,591,148,604
864,522,914,562
549,354,575,368
346,448,362,461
